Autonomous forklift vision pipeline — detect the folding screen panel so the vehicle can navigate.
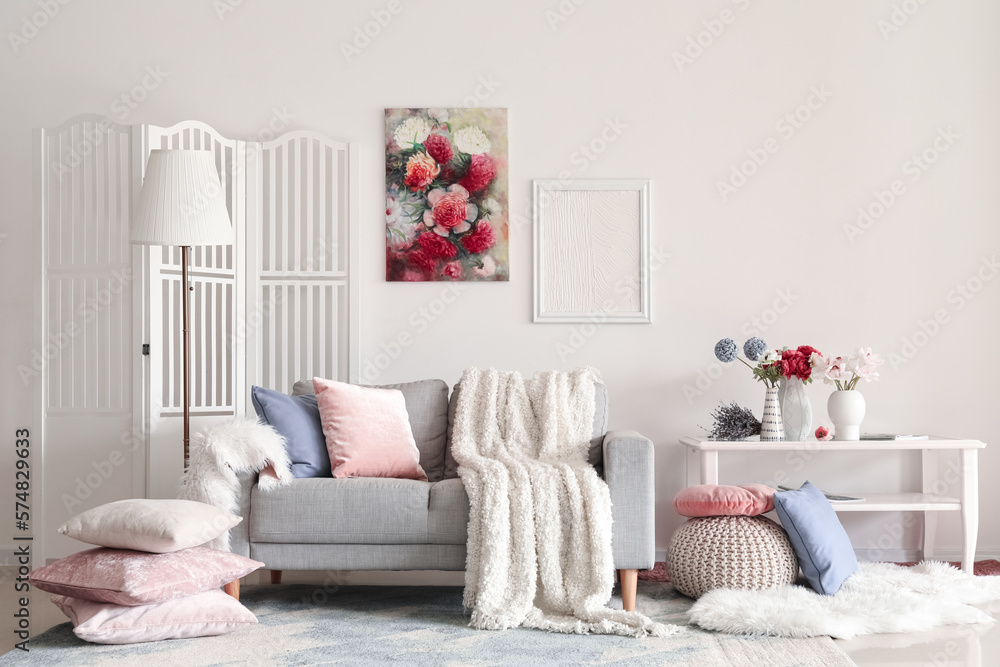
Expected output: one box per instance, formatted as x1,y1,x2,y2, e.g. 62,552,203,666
34,115,139,559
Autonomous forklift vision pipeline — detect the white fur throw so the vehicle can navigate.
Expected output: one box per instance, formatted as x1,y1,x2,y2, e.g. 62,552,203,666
177,417,292,551
451,367,681,638
690,560,1000,639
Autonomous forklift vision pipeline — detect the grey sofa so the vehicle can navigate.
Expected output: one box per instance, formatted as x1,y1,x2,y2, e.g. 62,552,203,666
227,378,655,610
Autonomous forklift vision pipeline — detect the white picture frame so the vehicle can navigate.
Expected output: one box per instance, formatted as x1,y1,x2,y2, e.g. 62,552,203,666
533,179,651,323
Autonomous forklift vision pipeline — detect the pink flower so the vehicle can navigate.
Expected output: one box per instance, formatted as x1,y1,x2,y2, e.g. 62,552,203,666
403,152,440,192
423,184,477,237
473,255,496,278
459,154,496,192
401,269,426,282
815,426,833,441
423,134,453,165
442,261,463,280
461,221,496,254
824,356,848,383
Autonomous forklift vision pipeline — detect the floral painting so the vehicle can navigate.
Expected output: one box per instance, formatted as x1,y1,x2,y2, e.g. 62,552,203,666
385,108,508,281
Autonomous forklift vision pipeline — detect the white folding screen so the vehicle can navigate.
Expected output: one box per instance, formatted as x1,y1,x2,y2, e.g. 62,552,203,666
36,116,360,549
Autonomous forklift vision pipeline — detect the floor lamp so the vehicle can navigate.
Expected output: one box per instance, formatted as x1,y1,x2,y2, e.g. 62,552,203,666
131,150,234,468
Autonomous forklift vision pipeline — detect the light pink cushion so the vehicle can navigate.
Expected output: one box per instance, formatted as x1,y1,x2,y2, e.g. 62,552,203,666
30,547,263,606
674,484,776,517
52,589,257,644
313,377,427,481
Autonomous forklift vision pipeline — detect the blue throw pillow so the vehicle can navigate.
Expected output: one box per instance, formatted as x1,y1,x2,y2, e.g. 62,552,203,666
251,386,331,478
773,481,858,595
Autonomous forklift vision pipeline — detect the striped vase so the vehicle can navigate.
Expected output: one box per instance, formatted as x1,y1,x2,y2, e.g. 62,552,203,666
761,384,784,442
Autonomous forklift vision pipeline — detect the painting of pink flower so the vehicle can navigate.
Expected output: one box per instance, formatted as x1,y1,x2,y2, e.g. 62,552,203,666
385,107,508,282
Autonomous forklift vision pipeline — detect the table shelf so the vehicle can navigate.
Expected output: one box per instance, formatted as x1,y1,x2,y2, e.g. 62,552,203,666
828,493,961,512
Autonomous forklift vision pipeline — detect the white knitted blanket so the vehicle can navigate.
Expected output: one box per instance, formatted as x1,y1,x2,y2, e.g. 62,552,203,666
177,417,292,551
452,367,680,638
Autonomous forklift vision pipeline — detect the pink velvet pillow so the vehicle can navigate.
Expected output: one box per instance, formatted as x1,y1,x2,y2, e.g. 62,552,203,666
30,547,263,606
52,589,257,644
674,484,776,517
313,377,427,481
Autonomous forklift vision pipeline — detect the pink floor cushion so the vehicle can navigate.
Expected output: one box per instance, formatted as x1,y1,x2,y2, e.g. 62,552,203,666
674,484,775,517
52,589,257,644
30,546,263,606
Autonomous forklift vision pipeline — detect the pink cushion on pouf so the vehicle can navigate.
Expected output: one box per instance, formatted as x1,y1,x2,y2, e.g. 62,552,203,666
313,377,428,481
674,484,775,517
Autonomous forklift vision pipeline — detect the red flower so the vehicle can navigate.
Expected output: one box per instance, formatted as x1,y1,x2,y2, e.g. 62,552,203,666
403,152,440,191
417,232,457,259
461,221,496,254
459,154,496,192
408,249,436,272
797,345,821,358
423,134,453,165
442,261,463,280
780,349,812,381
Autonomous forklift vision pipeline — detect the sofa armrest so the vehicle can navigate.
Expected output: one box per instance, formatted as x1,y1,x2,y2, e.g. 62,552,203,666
228,469,257,558
602,430,655,570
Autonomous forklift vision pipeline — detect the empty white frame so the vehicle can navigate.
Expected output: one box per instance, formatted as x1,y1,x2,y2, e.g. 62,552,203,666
533,179,650,323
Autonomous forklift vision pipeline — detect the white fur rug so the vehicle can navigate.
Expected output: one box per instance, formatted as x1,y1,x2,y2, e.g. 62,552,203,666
690,561,1000,640
451,367,681,638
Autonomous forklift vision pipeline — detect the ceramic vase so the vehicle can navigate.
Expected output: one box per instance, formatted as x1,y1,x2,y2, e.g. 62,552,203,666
761,384,784,442
828,390,866,441
777,377,812,441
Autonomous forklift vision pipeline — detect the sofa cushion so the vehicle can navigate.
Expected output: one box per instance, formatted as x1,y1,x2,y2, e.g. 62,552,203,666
293,379,449,483
443,381,609,479
249,478,431,544
428,478,470,545
251,386,331,478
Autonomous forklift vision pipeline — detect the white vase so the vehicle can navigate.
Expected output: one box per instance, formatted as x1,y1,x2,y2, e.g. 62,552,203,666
761,385,784,442
777,378,812,441
828,390,866,441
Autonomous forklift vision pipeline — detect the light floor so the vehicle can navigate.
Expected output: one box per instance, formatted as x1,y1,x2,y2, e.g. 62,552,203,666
2,566,998,665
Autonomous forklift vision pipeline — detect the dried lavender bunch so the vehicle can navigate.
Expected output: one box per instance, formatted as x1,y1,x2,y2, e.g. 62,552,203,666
703,401,761,440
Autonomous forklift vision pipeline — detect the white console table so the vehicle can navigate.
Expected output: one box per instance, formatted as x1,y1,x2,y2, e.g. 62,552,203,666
679,436,986,573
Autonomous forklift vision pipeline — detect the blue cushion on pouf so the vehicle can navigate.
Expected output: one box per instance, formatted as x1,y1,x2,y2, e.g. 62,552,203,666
774,481,858,595
251,386,331,478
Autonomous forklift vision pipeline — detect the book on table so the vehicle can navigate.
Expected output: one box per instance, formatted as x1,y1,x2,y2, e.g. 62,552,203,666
859,434,929,440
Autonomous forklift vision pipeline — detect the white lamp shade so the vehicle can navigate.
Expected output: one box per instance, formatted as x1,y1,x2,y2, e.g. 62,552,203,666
131,149,234,246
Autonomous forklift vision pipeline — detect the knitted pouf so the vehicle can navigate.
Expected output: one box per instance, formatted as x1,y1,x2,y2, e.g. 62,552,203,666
667,515,798,599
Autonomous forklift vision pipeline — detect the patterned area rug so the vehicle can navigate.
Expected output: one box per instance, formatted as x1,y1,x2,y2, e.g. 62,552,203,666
0,581,852,666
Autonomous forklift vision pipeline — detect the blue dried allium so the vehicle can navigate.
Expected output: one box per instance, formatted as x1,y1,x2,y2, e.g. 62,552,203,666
714,338,738,363
743,337,767,361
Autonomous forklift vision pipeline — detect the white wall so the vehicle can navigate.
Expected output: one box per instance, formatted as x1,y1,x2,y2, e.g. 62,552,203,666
2,0,999,563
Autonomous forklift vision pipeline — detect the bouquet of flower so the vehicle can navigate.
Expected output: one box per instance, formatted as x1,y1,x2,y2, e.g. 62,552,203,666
714,337,824,388
822,348,884,390
385,109,506,281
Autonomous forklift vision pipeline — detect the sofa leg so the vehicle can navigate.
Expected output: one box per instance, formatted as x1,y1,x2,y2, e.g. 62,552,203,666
224,578,240,601
619,569,637,612
270,570,282,585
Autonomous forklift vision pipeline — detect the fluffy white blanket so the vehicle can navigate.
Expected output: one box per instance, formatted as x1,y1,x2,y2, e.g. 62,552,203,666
451,367,680,638
690,561,1000,639
177,417,293,551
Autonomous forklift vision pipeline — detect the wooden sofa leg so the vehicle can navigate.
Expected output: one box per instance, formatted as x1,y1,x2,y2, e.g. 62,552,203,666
270,570,282,584
619,569,637,612
224,578,240,601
